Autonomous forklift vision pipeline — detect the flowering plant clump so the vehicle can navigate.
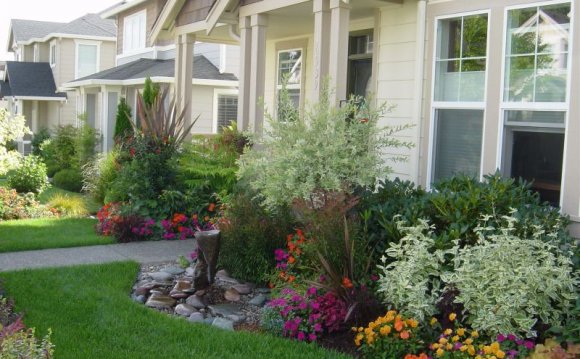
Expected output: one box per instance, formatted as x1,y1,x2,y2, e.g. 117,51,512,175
429,313,535,359
353,309,423,358
270,229,310,288
267,287,347,342
160,213,216,240
96,203,156,242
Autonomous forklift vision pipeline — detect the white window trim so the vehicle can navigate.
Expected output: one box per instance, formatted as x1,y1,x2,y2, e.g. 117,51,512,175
75,40,101,79
212,89,239,134
49,40,56,67
427,9,491,188
496,0,574,207
123,9,147,55
33,43,39,62
275,47,305,119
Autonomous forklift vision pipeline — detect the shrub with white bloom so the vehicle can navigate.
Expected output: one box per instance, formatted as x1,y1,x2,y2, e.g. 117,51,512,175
0,108,30,175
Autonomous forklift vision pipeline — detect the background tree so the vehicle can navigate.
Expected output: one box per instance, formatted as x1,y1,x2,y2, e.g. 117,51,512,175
114,97,133,141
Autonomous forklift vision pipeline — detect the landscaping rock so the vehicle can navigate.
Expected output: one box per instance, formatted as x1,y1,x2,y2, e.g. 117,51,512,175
232,283,253,295
175,304,197,317
174,280,195,293
170,290,189,299
224,288,241,302
215,269,230,279
145,293,176,309
162,266,185,275
185,295,207,309
226,314,246,324
148,271,174,282
204,316,215,325
248,294,267,307
188,312,205,323
152,280,174,287
185,267,195,276
208,303,243,318
212,318,234,331
132,294,146,304
255,288,271,294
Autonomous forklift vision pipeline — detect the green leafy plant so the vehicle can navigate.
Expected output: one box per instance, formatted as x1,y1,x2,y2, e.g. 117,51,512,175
82,151,119,204
237,84,413,210
0,326,54,359
142,77,160,108
75,114,100,167
376,219,448,322
31,128,51,157
442,217,577,338
114,97,133,141
0,108,29,176
52,168,83,193
39,125,77,173
0,188,54,220
7,155,48,194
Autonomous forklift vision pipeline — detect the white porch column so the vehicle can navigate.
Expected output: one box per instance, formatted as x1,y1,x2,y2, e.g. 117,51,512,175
175,33,195,130
249,14,268,133
100,86,109,152
312,0,331,102
31,100,39,133
237,16,252,131
329,0,350,104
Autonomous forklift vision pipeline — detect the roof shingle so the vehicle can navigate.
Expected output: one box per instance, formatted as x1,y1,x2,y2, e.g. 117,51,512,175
4,62,66,99
11,14,115,43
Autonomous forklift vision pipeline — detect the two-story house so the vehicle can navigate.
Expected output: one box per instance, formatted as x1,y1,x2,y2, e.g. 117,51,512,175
62,0,240,152
113,0,580,236
0,13,117,154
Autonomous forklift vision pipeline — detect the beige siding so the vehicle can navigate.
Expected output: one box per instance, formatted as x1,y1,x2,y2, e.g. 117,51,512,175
176,0,213,27
56,39,76,85
22,45,34,61
375,2,421,183
100,41,117,72
38,42,50,62
191,85,216,134
117,0,168,54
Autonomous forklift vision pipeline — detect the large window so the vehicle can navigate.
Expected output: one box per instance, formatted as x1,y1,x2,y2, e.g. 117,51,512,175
276,48,303,113
123,10,146,53
430,13,489,183
501,2,571,204
76,43,98,79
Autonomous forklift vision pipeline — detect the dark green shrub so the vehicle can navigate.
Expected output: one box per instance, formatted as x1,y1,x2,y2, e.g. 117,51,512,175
40,125,76,172
142,77,159,108
76,116,99,166
31,128,50,156
218,182,295,284
114,97,133,141
360,173,572,262
7,155,48,194
53,168,83,193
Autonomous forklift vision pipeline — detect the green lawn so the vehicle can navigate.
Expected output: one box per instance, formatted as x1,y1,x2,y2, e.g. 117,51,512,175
0,218,113,253
1,262,347,359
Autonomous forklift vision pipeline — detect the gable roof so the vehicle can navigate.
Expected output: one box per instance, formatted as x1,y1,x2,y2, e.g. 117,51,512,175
65,55,237,87
0,80,12,98
3,62,66,99
8,13,116,51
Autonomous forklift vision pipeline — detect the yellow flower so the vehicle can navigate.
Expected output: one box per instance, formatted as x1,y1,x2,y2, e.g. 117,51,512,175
490,342,500,353
457,328,465,336
452,335,460,342
444,329,453,336
379,325,391,336
483,346,492,355
364,328,373,336
496,350,506,359
439,338,448,345
436,348,444,357
432,343,440,349
430,317,438,326
467,346,476,356
449,313,457,321
475,356,482,359
407,319,419,328
460,345,468,352
446,343,453,350
355,333,363,346
471,330,479,338
464,338,473,345
358,327,364,332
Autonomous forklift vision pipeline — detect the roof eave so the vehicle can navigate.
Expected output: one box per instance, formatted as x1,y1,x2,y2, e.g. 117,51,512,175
100,0,150,19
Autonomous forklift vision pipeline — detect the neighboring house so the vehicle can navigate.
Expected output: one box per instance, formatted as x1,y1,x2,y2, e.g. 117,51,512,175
127,0,580,235
62,0,240,152
1,13,117,152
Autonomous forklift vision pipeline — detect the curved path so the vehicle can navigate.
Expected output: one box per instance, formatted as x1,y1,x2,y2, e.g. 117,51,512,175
0,239,195,272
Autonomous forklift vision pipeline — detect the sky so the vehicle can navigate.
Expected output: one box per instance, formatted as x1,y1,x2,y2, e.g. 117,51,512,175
0,0,121,61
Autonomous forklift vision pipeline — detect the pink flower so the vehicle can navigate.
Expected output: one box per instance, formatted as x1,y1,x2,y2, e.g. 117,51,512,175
497,334,506,343
524,341,534,350
306,287,317,296
308,333,317,342
297,332,306,341
507,334,516,341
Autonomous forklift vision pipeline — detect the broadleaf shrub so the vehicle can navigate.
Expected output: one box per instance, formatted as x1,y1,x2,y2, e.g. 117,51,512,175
7,155,48,194
52,168,83,193
0,108,30,176
0,188,54,220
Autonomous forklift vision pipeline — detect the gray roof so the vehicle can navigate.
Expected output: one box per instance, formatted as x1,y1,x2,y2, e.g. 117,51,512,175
10,14,115,43
69,55,238,83
3,62,66,99
0,80,12,98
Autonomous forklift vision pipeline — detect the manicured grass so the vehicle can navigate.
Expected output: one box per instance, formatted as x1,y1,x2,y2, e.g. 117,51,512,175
0,218,113,253
38,185,102,214
1,262,348,359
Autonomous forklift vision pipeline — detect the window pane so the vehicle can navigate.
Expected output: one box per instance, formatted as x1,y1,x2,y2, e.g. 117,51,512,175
278,50,302,85
217,95,238,132
435,14,488,102
504,3,570,103
78,44,97,78
505,110,565,126
433,109,483,181
462,15,488,58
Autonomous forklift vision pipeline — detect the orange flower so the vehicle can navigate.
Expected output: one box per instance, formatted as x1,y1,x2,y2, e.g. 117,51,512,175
342,277,353,289
279,271,287,279
268,281,274,289
288,242,296,252
287,234,293,242
208,203,216,212
296,229,304,237
287,275,296,283
394,320,404,332
400,330,410,340
287,256,296,264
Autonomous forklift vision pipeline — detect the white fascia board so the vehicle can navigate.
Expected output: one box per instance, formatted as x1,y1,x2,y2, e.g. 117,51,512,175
64,77,238,88
13,96,66,101
100,0,150,19
18,34,115,46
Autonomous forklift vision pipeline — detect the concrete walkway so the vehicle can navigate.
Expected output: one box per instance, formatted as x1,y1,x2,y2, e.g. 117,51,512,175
0,239,196,272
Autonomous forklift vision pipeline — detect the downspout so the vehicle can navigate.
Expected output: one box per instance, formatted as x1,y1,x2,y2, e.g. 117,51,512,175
412,0,427,186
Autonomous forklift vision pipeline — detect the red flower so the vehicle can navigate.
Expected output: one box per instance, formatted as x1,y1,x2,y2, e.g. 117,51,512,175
208,203,216,212
342,277,353,289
